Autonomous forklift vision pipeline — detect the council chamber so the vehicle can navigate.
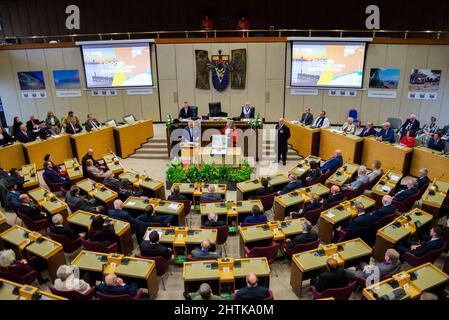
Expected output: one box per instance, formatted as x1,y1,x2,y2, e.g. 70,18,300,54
0,0,449,306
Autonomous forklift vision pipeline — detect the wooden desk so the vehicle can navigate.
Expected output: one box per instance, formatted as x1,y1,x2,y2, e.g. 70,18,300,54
183,258,270,295
0,142,26,171
421,179,449,224
28,186,68,221
326,163,360,187
124,197,185,226
0,225,66,281
113,120,154,158
363,263,448,300
0,211,10,233
273,183,329,221
102,152,124,175
71,127,116,161
288,155,321,179
237,174,289,200
145,226,217,264
120,171,166,199
21,163,39,190
318,195,376,244
23,135,73,170
373,208,433,261
362,138,413,174
0,278,67,300
319,129,363,163
170,183,226,205
239,219,306,257
290,238,372,297
410,146,449,180
64,158,84,181
67,210,134,255
76,178,118,210
370,170,403,208
198,147,242,167
285,121,320,157
72,250,158,299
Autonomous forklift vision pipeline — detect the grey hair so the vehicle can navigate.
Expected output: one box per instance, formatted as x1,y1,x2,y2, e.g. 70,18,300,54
208,212,218,222
199,283,212,300
0,249,16,268
56,265,74,281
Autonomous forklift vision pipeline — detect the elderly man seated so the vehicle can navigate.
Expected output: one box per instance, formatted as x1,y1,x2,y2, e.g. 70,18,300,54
342,166,369,191
97,273,139,297
54,265,91,293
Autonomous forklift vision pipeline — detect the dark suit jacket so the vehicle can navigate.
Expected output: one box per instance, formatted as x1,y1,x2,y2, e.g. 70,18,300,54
97,283,138,297
65,122,83,134
376,128,395,143
428,139,445,152
0,131,13,146
200,192,222,202
203,220,225,227
276,124,291,151
344,213,372,240
84,119,101,132
300,113,314,126
108,209,137,225
235,285,270,300
15,131,34,143
89,225,117,246
280,180,303,195
179,107,194,119
302,202,322,215
50,225,80,241
400,119,420,136
43,168,64,183
370,204,396,223
286,231,318,249
393,187,418,203
18,204,44,221
323,192,345,207
239,107,255,119
254,186,274,198
0,263,36,278
320,156,343,173
140,241,172,260
359,127,377,137
26,119,40,132
167,194,188,201
313,267,350,293
416,176,430,190
406,238,444,257
243,214,267,224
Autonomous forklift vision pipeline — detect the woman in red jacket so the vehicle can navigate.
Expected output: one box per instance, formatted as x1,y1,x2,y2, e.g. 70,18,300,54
221,120,238,147
399,130,416,148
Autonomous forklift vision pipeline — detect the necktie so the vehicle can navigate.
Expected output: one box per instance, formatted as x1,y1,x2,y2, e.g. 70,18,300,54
92,120,97,129
317,117,324,128
71,124,75,132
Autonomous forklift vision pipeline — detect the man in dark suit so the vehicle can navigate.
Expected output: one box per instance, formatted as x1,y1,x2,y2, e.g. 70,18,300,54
167,185,188,201
66,186,105,214
320,150,343,173
337,203,372,241
278,174,303,195
135,204,174,242
427,132,445,152
43,161,71,191
243,205,267,224
81,149,105,171
234,272,270,300
393,179,418,202
18,194,47,221
26,115,41,139
65,118,83,134
200,185,222,202
416,168,430,190
299,107,314,126
358,122,377,137
139,230,172,260
0,126,14,146
50,214,84,241
399,114,420,138
292,193,322,219
179,101,194,119
323,185,344,207
376,122,396,143
310,258,351,293
253,178,274,198
84,114,101,132
97,273,139,297
286,220,318,249
276,118,291,165
396,225,444,257
191,239,221,260
370,195,396,223
203,212,225,227
15,124,35,143
108,199,137,225
239,101,255,120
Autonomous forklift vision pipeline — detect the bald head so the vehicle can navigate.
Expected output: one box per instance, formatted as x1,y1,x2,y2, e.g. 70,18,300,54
330,185,340,194
208,185,216,193
201,239,211,250
244,101,251,107
326,258,338,270
382,195,393,206
278,118,285,126
104,273,117,286
19,194,30,204
334,149,342,157
114,199,124,210
406,179,417,189
246,272,258,287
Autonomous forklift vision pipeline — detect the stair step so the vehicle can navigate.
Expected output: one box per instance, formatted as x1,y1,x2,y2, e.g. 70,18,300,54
129,155,170,160
141,144,168,149
148,139,167,143
135,149,167,154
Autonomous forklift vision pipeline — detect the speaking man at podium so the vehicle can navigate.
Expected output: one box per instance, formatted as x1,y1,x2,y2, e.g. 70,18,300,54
239,101,255,120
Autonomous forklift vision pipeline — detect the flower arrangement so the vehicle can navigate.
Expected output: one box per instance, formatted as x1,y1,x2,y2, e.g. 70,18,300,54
248,113,263,129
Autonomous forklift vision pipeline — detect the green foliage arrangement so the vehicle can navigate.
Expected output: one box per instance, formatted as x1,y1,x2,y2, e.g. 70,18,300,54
165,159,252,183
166,114,174,129
248,113,263,129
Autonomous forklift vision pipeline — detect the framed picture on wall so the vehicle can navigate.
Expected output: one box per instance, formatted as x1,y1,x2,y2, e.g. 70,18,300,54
17,71,46,90
369,68,400,89
409,69,441,91
53,69,81,89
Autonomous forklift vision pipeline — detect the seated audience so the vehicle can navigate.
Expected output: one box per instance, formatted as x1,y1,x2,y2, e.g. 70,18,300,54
396,226,444,257
12,116,22,136
337,203,372,240
54,265,91,293
167,185,188,201
399,114,420,138
85,159,107,179
97,273,139,297
320,149,343,173
0,249,44,282
292,193,322,219
44,154,64,176
243,205,267,224
43,161,71,190
347,249,401,281
37,122,53,140
234,272,270,300
85,114,102,132
8,168,24,190
65,117,83,134
82,149,104,169
358,122,377,137
18,194,47,220
343,166,368,191
191,239,221,260
253,177,274,197
370,195,396,223
15,124,35,143
26,115,41,139
416,168,430,190
6,183,21,210
399,130,416,148
285,220,318,249
417,116,439,145
137,204,174,228
203,212,225,227
187,283,223,300
117,178,142,201
322,185,344,207
66,186,105,214
341,117,356,134
108,199,136,225
278,173,303,195
299,107,313,126
367,160,382,183
50,214,84,241
311,111,330,129
375,122,395,143
89,215,118,246
427,132,445,152
310,258,351,293
45,111,61,135
103,171,121,189
200,185,222,202
0,126,13,146
306,160,321,182
138,230,172,260
393,179,418,202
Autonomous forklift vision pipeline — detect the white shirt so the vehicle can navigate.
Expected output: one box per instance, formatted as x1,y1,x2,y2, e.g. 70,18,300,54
313,117,330,128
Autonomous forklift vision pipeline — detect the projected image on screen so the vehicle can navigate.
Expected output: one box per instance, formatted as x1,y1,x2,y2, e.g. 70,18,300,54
291,42,366,88
81,43,153,88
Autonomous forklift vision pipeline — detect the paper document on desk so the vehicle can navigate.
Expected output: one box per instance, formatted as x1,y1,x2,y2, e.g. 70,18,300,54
127,201,137,206
168,203,180,210
390,175,400,182
327,211,335,218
